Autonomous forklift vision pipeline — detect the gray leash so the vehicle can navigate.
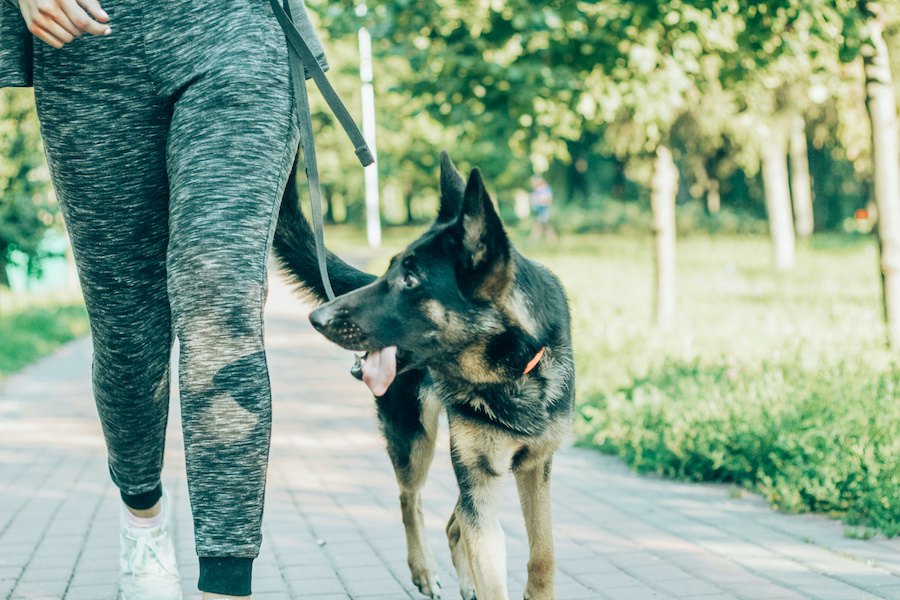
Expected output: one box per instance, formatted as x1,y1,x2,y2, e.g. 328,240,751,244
270,0,374,302
271,0,371,379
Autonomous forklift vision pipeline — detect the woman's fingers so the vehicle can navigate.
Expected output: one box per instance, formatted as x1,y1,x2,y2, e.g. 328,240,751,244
76,0,109,23
31,2,79,38
61,0,110,35
44,19,77,43
20,0,111,48
31,13,76,44
26,21,68,49
53,10,84,38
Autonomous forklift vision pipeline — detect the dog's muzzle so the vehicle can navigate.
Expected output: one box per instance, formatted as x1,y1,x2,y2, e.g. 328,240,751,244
309,305,366,347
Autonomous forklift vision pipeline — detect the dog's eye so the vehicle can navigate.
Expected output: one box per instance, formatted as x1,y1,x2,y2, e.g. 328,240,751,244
401,272,420,289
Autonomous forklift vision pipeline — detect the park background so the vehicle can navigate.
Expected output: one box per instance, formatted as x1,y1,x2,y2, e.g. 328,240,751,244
1,0,898,541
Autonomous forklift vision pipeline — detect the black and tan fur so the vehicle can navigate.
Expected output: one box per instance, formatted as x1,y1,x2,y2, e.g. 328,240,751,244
273,152,575,600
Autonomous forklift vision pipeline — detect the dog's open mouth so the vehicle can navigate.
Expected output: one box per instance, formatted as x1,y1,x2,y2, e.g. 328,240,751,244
360,345,398,397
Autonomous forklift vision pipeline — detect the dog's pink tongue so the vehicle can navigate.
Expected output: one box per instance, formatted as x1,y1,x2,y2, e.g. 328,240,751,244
361,346,398,397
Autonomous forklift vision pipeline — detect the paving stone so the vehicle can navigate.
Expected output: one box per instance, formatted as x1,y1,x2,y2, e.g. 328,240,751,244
8,579,69,597
64,583,119,600
649,577,726,597
343,575,410,597
874,586,900,600
599,583,667,599
285,577,347,596
724,581,808,600
574,569,646,591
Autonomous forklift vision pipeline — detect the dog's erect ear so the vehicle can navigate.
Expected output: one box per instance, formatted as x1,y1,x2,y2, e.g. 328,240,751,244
437,150,465,223
455,168,512,298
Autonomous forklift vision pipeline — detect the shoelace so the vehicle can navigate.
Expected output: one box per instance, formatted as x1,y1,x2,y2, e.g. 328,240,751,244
127,530,178,578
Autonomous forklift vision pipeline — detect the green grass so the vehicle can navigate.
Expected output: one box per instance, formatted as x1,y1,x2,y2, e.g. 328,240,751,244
0,292,89,377
328,226,898,536
528,232,888,394
530,232,898,536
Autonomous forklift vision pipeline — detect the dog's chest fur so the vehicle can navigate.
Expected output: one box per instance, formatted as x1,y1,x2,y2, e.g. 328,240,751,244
424,346,574,437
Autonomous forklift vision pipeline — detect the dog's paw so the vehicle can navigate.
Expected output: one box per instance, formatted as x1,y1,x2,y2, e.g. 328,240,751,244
412,567,442,599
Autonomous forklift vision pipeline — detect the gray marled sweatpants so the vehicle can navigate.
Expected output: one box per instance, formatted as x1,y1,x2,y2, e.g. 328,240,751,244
32,0,301,594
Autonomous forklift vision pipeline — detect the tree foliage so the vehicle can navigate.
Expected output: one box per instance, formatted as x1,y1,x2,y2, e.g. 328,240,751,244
308,0,898,224
0,89,55,288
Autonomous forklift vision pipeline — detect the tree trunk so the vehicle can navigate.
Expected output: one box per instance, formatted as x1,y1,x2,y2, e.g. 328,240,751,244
404,181,415,224
789,115,815,238
565,133,593,205
707,178,721,214
761,129,796,270
612,157,627,200
862,1,900,349
324,184,335,224
691,157,720,214
0,251,10,289
651,145,677,328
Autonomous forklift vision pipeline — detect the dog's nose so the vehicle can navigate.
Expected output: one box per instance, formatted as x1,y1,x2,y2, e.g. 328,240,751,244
309,305,333,331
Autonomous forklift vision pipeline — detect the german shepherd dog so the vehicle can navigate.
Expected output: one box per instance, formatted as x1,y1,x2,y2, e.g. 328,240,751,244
273,152,574,600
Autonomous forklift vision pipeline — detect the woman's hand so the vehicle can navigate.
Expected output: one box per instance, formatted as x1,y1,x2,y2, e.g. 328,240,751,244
19,0,111,49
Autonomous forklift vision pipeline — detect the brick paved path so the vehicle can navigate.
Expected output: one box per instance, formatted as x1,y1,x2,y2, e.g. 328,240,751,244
1,273,899,600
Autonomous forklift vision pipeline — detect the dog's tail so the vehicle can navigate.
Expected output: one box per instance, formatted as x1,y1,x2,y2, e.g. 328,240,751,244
273,157,376,304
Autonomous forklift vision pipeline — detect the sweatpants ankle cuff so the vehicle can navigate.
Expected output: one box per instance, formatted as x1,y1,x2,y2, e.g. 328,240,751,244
120,483,162,510
198,557,253,596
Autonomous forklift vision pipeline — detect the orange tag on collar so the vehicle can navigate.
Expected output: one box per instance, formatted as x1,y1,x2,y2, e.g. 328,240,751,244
523,347,545,375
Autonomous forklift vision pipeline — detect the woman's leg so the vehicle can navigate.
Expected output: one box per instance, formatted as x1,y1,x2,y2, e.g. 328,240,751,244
32,0,173,514
143,1,301,595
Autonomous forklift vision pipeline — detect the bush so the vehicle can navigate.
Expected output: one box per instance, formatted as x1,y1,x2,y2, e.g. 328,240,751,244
552,202,653,235
549,200,768,236
518,233,896,536
674,201,768,235
0,302,89,376
577,358,900,536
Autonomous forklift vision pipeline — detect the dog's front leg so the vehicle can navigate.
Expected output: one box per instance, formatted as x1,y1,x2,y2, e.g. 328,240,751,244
456,480,508,600
450,432,511,600
397,435,441,598
381,393,442,598
447,500,476,600
514,457,556,600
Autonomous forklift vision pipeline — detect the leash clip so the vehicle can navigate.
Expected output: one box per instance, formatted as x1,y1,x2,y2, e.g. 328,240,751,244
351,353,366,381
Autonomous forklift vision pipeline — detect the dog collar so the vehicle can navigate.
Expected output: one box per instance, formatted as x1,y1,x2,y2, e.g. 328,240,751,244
523,347,545,375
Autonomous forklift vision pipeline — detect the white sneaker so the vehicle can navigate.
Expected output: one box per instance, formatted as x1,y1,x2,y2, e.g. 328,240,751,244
119,490,183,600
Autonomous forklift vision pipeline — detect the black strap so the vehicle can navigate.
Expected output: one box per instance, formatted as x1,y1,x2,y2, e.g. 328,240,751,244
271,0,374,301
290,47,336,300
273,0,370,376
270,0,374,168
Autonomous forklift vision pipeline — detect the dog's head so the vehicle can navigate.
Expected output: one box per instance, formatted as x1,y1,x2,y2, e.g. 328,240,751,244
309,151,516,394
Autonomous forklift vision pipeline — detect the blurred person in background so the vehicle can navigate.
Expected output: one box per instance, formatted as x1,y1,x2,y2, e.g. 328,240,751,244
530,174,558,243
